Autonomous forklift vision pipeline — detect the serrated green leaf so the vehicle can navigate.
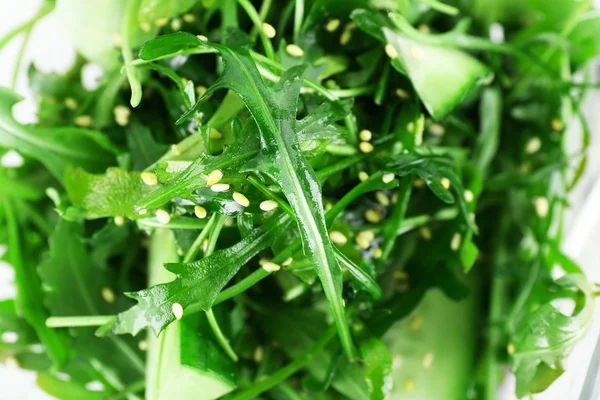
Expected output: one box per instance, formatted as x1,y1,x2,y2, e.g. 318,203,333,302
360,337,393,400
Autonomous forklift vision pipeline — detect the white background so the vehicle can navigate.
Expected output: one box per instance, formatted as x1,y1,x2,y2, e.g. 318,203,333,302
1,1,599,399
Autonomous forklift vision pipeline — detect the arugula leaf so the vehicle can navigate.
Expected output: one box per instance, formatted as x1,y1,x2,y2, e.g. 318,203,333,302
0,89,116,181
360,338,393,400
138,0,198,25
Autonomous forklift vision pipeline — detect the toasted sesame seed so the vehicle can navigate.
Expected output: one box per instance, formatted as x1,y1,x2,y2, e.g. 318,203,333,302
262,261,281,273
419,226,432,240
450,232,462,250
156,209,171,224
194,205,207,219
359,141,374,153
74,115,92,127
140,171,158,186
196,34,208,42
329,231,348,245
359,129,372,141
183,14,195,23
326,19,341,32
138,208,148,215
114,216,125,226
428,122,445,136
155,17,169,27
525,137,541,154
410,45,424,60
356,230,375,249
233,192,250,207
253,346,264,362
261,22,276,38
172,303,184,320
535,196,549,218
440,177,451,189
551,118,563,131
286,44,304,57
210,183,230,192
113,105,130,126
64,97,78,110
409,315,423,331
365,209,380,223
403,379,416,392
373,247,382,259
382,173,395,184
101,287,116,303
376,191,390,206
260,200,279,211
282,257,293,266
359,171,369,182
171,18,182,31
385,43,398,59
422,352,434,368
507,343,516,355
206,169,223,186
138,340,149,351
141,22,152,33
464,190,474,202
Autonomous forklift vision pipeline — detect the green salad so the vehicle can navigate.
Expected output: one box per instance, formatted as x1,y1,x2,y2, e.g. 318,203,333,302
1,0,599,399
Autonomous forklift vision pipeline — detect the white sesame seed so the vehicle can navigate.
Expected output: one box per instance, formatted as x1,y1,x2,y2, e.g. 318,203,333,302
373,247,382,259
359,141,374,153
422,352,434,368
140,22,152,32
233,192,250,207
413,178,426,188
286,44,304,57
101,287,116,303
359,129,372,141
206,169,223,186
419,226,432,241
253,346,264,362
138,340,149,351
392,355,403,370
210,183,230,192
196,34,208,42
114,216,125,226
183,14,195,23
551,118,563,131
396,88,410,99
385,43,398,59
260,200,279,211
535,196,549,218
507,343,516,355
355,230,375,249
140,171,158,186
113,105,130,127
359,171,369,182
138,209,148,216
225,217,234,227
410,45,424,60
450,232,462,251
340,29,352,45
155,17,169,27
171,18,182,31
262,261,281,273
329,231,348,245
194,205,207,219
525,137,542,154
196,85,208,97
1,331,18,343
409,315,423,331
440,177,451,190
172,303,184,320
382,173,395,184
156,209,171,224
464,190,474,203
282,258,293,266
74,115,92,127
326,19,340,32
407,121,415,132
261,22,276,38
85,381,105,392
376,191,390,206
171,144,182,156
64,97,78,110
428,122,445,136
202,238,209,252
404,379,416,392
365,209,380,223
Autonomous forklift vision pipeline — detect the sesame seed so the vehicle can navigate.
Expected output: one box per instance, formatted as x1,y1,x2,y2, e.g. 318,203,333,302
464,190,474,203
261,22,276,38
194,205,207,219
202,238,209,252
211,183,230,192
385,43,398,59
282,257,293,266
410,45,424,60
262,261,281,273
409,315,423,331
340,29,352,45
359,171,369,182
326,19,341,32
86,381,105,392
355,230,374,249
206,169,223,186
155,17,169,27
382,173,395,184
196,34,208,42
413,178,426,188
365,209,380,223
101,287,116,303
551,118,563,131
507,343,516,355
376,191,390,206
403,379,416,392
138,209,148,215
64,97,78,110
329,231,348,245
74,115,92,127
171,144,182,155
140,171,158,186
183,14,195,23
392,355,403,370
525,137,541,154
395,88,410,99
419,226,432,240
138,340,149,351
393,270,408,280
141,22,152,33
422,352,434,368
260,200,279,211
428,122,445,136
535,196,549,218
253,346,264,362
286,44,304,57
156,209,171,224
450,232,462,251
359,129,372,141
171,18,182,31
113,105,131,126
418,24,431,33
196,85,208,97
2,331,18,343
359,141,374,153
441,177,451,190
373,247,382,259
114,216,125,226
172,303,184,320
225,217,234,227
233,192,250,207
391,192,399,204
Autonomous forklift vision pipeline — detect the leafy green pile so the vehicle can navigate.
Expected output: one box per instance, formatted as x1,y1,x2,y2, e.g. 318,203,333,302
1,0,599,399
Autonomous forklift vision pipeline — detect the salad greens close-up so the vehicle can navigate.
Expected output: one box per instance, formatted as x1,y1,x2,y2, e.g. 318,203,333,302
1,0,599,399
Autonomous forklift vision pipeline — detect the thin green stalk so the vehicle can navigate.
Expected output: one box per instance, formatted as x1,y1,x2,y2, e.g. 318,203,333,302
374,63,390,105
237,0,275,60
506,260,541,333
46,315,116,327
0,0,54,52
294,0,304,42
381,176,412,259
226,325,337,400
106,379,146,400
11,27,32,90
419,0,459,15
182,214,217,263
329,84,377,98
247,175,293,215
122,0,143,107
